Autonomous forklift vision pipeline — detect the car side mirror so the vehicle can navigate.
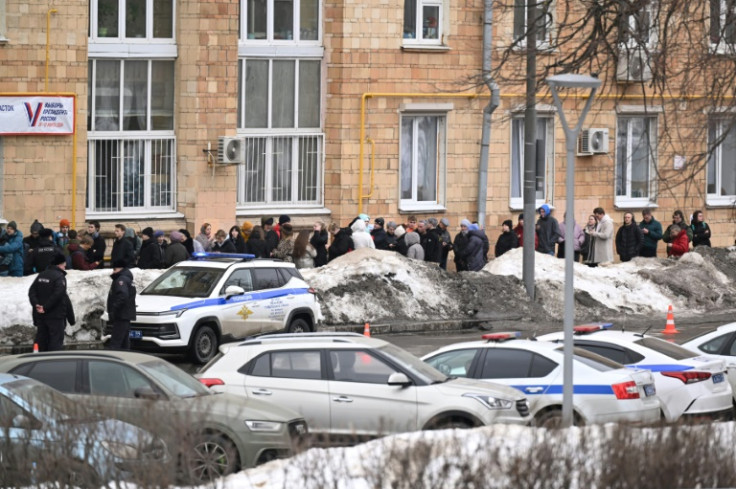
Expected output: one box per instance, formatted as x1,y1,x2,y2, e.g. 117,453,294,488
11,414,37,430
134,387,162,400
387,372,412,387
224,285,245,299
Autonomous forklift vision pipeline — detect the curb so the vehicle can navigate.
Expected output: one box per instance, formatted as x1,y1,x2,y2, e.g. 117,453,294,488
0,317,505,355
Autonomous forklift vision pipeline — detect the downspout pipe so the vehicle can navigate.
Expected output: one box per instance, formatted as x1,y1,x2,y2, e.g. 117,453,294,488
477,0,499,229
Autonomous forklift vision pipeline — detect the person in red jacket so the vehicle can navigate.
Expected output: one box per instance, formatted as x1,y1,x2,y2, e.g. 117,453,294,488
667,224,690,257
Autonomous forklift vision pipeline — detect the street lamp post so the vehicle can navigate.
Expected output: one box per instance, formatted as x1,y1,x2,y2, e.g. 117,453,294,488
546,74,601,427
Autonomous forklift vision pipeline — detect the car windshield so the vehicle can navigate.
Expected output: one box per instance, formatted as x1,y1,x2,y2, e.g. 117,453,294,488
141,267,224,298
378,343,447,383
634,337,698,360
138,361,212,398
555,346,624,371
7,378,88,421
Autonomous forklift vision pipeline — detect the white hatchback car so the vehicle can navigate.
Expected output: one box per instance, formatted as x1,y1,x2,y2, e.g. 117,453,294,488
539,324,733,422
681,322,736,402
196,333,531,441
422,332,661,427
102,253,322,363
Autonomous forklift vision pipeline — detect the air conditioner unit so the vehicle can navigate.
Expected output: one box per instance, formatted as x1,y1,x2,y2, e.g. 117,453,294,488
578,128,609,155
616,47,653,83
217,137,245,164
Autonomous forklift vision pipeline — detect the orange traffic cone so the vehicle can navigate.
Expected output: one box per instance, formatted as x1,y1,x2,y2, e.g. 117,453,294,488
32,343,39,353
662,305,680,334
363,322,371,337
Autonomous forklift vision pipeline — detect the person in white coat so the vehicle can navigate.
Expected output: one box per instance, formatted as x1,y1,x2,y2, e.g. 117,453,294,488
585,207,614,266
350,218,375,249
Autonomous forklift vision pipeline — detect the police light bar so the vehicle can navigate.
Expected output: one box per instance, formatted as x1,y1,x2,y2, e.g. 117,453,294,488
481,332,522,342
192,252,256,260
573,322,613,334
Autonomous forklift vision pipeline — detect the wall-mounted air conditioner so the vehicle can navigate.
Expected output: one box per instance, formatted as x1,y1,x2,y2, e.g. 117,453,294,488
578,128,609,155
217,137,245,164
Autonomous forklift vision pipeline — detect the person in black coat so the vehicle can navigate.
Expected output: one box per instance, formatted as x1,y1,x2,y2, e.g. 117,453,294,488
453,220,471,271
495,220,519,258
212,229,237,253
28,253,74,351
371,218,390,250
228,225,247,254
691,210,712,248
23,220,45,275
310,221,329,267
262,217,279,257
32,228,63,273
395,226,409,256
615,212,643,262
420,219,442,264
328,222,353,262
245,226,270,258
106,260,136,350
86,220,107,265
111,224,136,268
385,222,399,251
463,226,488,272
138,228,165,269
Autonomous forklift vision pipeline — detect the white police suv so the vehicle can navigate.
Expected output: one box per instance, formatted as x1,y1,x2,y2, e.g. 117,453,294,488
102,253,322,363
422,332,661,427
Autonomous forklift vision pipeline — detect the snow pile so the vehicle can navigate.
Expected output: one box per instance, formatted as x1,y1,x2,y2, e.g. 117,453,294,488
3,246,736,342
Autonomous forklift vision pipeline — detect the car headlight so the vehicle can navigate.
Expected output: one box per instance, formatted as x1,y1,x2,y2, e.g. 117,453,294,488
158,309,187,317
101,441,140,459
245,420,283,432
463,393,514,410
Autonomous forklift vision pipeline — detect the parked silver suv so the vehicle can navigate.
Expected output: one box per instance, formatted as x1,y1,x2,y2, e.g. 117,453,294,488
196,333,531,441
102,253,323,363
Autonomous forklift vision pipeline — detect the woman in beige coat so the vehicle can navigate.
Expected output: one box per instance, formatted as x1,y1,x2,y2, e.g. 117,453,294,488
585,207,614,266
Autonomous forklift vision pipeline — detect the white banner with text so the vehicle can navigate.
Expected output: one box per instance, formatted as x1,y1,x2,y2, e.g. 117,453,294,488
0,95,75,135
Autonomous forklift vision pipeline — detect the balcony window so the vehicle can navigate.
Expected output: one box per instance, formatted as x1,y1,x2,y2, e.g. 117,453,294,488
615,115,657,206
242,0,320,42
92,0,174,40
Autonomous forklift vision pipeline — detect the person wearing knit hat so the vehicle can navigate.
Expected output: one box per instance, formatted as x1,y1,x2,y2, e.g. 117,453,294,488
28,250,74,351
278,215,291,226
23,219,45,274
495,219,519,258
394,225,408,256
164,230,189,267
56,219,71,249
137,227,164,269
453,219,472,271
0,221,24,277
141,227,154,239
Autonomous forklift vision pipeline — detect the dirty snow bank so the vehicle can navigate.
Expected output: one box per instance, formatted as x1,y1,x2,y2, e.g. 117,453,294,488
3,246,736,343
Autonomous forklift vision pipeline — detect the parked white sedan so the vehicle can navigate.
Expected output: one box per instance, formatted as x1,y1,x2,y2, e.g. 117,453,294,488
196,332,531,441
422,332,661,427
681,322,736,402
539,323,733,422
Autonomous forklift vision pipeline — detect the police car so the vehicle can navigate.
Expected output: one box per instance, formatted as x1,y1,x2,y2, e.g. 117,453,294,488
538,323,733,422
681,322,736,402
102,253,322,363
422,332,661,427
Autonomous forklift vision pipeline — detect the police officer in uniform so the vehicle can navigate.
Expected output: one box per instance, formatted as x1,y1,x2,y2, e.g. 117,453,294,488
28,252,74,351
106,259,137,350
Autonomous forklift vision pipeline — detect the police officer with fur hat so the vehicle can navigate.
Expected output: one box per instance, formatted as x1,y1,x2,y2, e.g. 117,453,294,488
28,252,74,351
106,259,136,350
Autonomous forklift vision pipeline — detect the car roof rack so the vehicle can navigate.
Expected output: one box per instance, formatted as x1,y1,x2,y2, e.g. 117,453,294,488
239,332,365,345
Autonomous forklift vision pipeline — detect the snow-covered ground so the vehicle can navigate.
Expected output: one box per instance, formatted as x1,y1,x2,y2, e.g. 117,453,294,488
3,246,736,344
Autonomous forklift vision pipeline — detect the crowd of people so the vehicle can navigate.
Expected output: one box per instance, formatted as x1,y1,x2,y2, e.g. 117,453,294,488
494,206,713,266
0,206,715,279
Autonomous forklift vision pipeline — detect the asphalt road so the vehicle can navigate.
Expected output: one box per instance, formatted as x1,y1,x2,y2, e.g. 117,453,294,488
171,313,735,374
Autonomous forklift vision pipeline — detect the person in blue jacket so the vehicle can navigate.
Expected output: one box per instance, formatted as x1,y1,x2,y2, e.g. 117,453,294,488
0,221,24,277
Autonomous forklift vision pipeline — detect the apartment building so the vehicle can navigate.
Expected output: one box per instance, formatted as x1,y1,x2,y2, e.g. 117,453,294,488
0,0,734,250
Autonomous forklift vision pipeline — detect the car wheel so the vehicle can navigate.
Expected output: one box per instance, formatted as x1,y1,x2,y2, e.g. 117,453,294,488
431,418,473,430
185,434,238,483
189,325,217,364
535,409,580,429
287,317,310,333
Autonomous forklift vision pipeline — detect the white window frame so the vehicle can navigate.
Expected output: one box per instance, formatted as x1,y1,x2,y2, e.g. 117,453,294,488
710,0,736,54
240,0,322,45
398,104,450,212
89,0,177,58
0,0,8,43
706,116,736,207
614,114,658,209
509,112,555,211
87,59,178,217
402,0,448,49
620,1,658,49
513,0,554,50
